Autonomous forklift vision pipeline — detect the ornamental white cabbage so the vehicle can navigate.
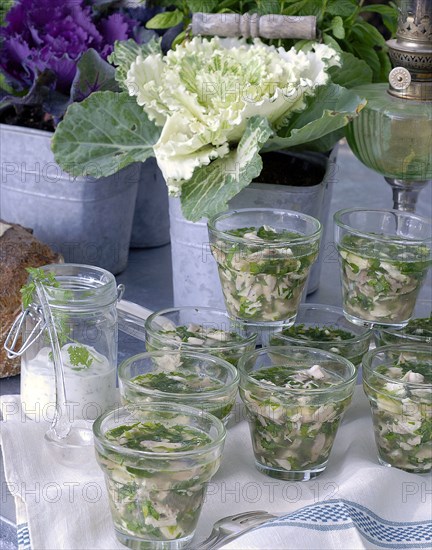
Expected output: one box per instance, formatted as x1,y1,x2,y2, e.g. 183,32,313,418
125,36,340,194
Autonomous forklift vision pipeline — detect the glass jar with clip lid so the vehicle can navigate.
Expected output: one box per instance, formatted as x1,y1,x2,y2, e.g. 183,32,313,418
5,264,124,465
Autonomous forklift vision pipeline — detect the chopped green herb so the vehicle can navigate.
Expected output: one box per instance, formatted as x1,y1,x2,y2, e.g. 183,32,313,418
147,322,254,367
123,360,236,422
281,324,355,342
105,421,212,452
131,371,223,394
251,365,343,390
67,345,93,370
20,267,59,308
403,314,432,337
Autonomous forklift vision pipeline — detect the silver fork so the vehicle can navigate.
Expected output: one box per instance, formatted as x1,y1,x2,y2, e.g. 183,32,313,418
195,510,277,549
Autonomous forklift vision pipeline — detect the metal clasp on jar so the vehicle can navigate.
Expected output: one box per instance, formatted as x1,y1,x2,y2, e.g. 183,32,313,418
4,305,47,358
5,283,127,358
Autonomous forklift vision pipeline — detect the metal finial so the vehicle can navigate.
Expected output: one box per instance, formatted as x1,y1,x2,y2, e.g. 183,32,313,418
387,0,432,100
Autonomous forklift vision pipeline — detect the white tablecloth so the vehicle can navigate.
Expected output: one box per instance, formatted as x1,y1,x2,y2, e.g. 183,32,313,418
1,386,431,549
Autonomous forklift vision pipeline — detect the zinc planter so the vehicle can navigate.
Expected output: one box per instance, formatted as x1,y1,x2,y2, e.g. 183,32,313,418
130,157,170,249
169,148,337,308
0,123,139,274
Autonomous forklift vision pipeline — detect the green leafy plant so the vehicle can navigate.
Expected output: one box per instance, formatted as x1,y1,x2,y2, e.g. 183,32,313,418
52,35,366,221
0,0,13,26
144,0,397,86
51,1,396,222
0,0,177,130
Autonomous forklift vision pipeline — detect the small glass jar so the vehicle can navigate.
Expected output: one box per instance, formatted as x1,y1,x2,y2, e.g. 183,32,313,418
375,298,432,347
119,350,239,424
19,264,120,421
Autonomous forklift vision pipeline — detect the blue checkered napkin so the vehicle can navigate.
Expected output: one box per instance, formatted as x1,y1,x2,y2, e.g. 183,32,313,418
17,523,31,550
223,499,432,549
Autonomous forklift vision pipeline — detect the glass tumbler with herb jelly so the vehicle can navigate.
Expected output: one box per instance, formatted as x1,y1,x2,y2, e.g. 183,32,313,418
238,346,356,481
93,402,226,550
17,264,121,421
119,350,239,424
208,208,322,329
375,298,432,347
145,306,257,367
363,344,432,474
270,303,371,368
334,208,432,329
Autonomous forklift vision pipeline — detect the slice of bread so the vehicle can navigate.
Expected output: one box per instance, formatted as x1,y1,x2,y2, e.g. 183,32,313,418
0,220,62,378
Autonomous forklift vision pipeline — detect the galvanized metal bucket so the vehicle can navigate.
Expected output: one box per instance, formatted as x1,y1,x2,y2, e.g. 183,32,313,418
130,157,170,249
0,123,139,274
169,148,338,308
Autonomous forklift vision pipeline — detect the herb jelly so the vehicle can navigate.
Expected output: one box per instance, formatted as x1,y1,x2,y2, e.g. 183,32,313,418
93,403,226,550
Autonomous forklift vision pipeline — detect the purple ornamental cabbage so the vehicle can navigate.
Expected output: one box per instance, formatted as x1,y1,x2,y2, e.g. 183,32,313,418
0,0,135,94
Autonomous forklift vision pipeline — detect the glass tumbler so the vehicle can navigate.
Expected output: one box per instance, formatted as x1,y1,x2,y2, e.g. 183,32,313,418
270,303,371,368
334,208,432,329
145,306,257,367
363,344,432,474
119,350,239,424
208,208,322,329
93,403,226,550
375,298,432,347
238,346,356,481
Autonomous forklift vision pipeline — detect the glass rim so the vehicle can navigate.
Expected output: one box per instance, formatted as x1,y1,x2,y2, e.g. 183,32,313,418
93,402,226,459
380,328,431,344
238,345,357,394
278,303,372,344
362,343,432,388
208,208,322,246
379,304,431,342
145,306,257,350
334,208,432,245
118,349,240,398
31,263,118,309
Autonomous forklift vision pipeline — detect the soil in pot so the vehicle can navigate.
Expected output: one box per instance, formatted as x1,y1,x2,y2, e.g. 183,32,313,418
1,105,55,132
254,151,326,187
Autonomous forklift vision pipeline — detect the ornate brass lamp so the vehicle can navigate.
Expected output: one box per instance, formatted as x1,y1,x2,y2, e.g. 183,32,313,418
346,0,431,211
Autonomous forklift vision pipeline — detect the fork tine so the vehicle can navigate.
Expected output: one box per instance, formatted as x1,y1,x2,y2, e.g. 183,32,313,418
220,513,276,533
196,526,223,549
200,516,276,550
229,510,268,522
196,510,275,549
196,511,266,549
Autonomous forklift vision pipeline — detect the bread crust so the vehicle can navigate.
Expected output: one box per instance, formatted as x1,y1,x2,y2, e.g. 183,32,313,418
0,220,61,378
